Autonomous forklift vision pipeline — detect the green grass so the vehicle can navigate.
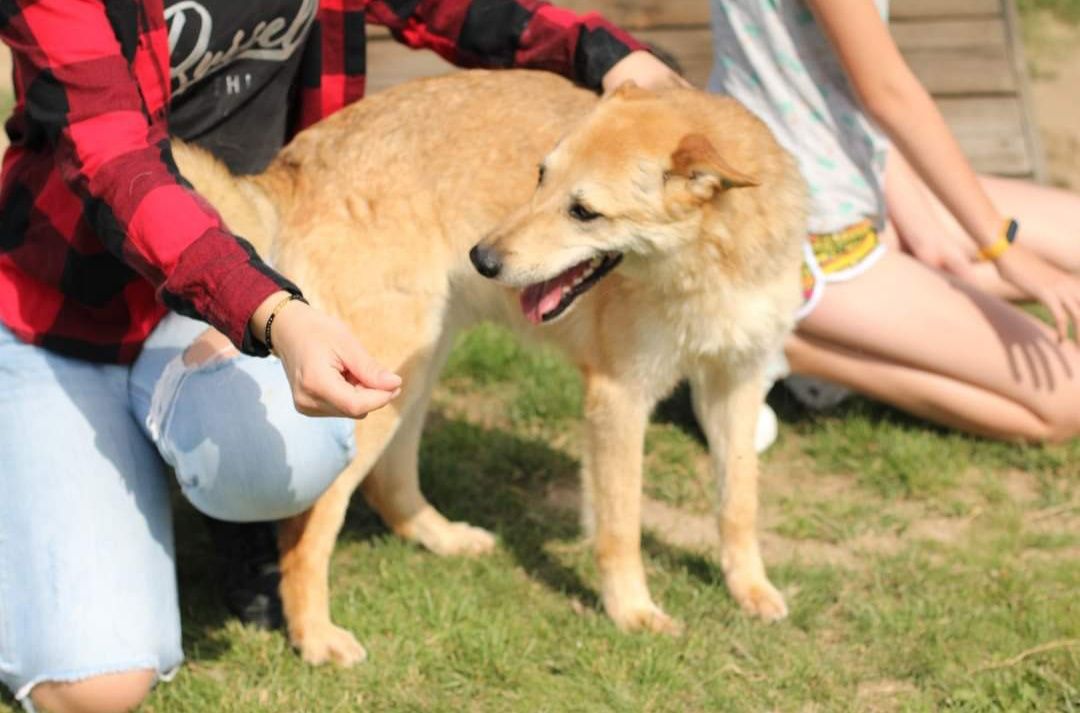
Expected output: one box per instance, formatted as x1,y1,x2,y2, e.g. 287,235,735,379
7,323,1076,712
1019,0,1080,23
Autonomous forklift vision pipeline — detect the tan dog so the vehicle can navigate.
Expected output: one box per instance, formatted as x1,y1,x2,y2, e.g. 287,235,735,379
174,69,806,666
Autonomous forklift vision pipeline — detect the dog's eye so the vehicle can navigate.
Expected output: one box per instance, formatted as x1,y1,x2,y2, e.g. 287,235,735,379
568,200,602,222
537,164,546,186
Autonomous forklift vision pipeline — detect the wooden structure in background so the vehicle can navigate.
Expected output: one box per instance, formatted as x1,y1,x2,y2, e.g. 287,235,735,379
366,0,1045,180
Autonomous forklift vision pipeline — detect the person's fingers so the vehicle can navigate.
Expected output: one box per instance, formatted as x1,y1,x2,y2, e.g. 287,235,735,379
293,366,400,419
1041,291,1069,343
338,340,402,392
942,250,976,281
290,367,344,417
333,384,399,420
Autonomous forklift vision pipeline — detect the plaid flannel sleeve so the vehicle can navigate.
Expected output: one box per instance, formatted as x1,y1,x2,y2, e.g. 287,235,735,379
367,0,649,91
0,0,298,355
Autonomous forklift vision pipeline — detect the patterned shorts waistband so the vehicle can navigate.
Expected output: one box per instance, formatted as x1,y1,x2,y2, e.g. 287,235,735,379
808,219,880,276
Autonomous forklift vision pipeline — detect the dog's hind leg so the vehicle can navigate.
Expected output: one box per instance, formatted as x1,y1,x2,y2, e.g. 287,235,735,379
362,330,497,557
690,363,788,621
278,406,402,667
584,372,681,634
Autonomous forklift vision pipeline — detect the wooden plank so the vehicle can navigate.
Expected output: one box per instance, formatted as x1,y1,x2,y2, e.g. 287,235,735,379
368,0,1005,31
904,47,1016,94
636,25,1017,95
541,0,708,29
890,0,1001,19
890,18,1007,50
1001,0,1047,182
634,28,714,87
366,27,718,90
368,26,1016,97
938,96,1033,175
365,41,455,95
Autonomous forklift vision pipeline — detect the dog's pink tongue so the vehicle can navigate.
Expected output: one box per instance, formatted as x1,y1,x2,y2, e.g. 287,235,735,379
520,281,565,325
520,263,588,324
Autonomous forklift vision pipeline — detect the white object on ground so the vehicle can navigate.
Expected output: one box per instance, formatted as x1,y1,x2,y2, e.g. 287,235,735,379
755,403,779,454
785,374,852,411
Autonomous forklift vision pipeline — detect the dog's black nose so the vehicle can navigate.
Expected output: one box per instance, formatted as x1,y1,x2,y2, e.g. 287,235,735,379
469,244,502,278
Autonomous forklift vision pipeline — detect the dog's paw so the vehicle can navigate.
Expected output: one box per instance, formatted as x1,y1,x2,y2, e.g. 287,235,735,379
729,578,788,622
423,520,497,556
400,506,497,557
609,601,684,636
294,623,368,667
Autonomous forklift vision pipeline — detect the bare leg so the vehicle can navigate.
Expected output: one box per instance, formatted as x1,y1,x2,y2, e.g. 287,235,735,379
788,249,1080,442
584,371,679,633
690,364,787,620
31,670,155,713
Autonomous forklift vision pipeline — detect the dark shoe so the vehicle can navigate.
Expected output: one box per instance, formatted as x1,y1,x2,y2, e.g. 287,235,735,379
202,516,284,630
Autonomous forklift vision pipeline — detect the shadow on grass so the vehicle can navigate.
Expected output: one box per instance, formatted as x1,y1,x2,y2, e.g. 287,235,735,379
647,378,906,442
331,409,807,618
655,376,960,437
335,411,601,608
170,495,241,663
652,381,706,445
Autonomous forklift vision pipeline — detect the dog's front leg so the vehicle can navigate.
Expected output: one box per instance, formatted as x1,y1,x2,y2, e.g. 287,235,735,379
690,364,787,621
279,465,368,667
584,372,680,634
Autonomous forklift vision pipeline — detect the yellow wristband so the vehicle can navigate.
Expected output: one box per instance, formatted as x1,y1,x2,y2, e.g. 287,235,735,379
977,218,1019,262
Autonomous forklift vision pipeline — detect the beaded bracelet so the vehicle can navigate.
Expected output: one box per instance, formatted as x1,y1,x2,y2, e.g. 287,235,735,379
265,293,308,354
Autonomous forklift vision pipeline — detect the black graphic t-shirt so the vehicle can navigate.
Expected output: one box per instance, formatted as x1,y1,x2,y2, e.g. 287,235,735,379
166,0,317,174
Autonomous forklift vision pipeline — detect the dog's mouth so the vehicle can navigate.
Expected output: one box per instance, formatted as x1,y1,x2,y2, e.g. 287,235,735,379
519,252,623,325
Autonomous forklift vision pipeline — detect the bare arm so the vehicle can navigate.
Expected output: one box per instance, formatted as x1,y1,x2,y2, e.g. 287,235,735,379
807,0,1000,248
807,0,1080,338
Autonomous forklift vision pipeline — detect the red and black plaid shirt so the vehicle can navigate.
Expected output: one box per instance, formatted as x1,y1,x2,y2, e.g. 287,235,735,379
0,0,645,363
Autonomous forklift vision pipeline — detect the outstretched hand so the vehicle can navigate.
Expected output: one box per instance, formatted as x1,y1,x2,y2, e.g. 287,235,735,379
252,292,402,418
601,50,691,93
994,247,1080,342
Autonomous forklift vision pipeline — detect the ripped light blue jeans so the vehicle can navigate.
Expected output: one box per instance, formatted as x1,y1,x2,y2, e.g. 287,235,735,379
0,314,355,708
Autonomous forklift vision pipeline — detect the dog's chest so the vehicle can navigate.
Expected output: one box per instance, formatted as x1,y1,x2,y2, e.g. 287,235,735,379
628,281,794,386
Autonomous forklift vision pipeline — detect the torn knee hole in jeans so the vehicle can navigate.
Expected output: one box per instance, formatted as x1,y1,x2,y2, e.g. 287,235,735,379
182,330,239,367
145,345,239,442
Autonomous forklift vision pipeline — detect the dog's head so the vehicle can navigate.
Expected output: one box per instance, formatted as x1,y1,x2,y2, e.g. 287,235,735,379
469,83,760,326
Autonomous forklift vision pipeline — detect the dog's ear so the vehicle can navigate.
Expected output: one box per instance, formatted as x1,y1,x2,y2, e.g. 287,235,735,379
668,133,759,201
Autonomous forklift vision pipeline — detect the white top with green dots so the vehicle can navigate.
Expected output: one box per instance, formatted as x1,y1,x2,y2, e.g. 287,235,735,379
707,0,890,234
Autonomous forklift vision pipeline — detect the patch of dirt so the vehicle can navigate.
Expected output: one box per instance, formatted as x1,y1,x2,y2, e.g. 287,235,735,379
1001,468,1041,503
545,480,984,571
905,514,976,543
1021,544,1080,562
855,679,919,712
1023,501,1080,536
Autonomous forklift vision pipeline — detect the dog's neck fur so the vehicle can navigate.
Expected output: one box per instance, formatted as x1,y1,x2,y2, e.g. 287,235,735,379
594,193,800,377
